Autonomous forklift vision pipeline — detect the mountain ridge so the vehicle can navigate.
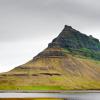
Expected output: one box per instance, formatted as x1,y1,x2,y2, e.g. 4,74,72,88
48,25,100,60
49,25,100,49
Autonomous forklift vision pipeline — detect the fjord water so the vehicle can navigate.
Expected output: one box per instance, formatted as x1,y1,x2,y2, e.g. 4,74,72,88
66,93,100,100
0,93,100,100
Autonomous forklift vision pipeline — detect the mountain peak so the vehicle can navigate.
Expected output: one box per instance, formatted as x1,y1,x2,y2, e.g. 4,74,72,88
49,25,100,50
63,25,72,30
62,25,77,32
48,25,100,60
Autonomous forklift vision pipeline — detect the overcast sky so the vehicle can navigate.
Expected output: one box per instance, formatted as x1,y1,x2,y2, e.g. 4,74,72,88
0,0,100,73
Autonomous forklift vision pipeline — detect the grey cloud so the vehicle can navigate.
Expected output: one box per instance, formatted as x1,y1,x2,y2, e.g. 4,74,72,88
0,0,100,42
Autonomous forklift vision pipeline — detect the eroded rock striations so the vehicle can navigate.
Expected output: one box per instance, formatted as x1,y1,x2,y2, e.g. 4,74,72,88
48,25,100,60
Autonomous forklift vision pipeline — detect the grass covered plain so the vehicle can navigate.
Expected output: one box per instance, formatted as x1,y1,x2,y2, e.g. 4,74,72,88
0,86,65,90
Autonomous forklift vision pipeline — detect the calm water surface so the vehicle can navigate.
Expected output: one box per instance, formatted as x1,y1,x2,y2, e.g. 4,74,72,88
0,93,100,100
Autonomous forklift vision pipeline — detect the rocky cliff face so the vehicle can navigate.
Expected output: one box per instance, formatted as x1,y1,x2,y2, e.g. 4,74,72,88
49,25,100,51
47,25,100,60
34,25,100,60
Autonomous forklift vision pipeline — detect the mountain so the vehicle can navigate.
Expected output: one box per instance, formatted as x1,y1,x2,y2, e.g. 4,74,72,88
48,25,100,60
0,25,100,90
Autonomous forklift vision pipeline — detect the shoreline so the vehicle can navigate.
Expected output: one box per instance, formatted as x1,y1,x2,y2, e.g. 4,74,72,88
0,90,100,93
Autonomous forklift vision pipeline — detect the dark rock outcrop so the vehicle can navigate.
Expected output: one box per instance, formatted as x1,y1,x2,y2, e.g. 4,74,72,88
47,25,100,60
48,25,100,51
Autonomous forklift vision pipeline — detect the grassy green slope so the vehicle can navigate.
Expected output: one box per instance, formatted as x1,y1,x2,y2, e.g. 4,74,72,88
0,48,100,90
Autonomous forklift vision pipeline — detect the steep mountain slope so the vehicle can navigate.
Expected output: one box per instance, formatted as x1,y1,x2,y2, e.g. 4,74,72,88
0,25,100,90
49,25,100,60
